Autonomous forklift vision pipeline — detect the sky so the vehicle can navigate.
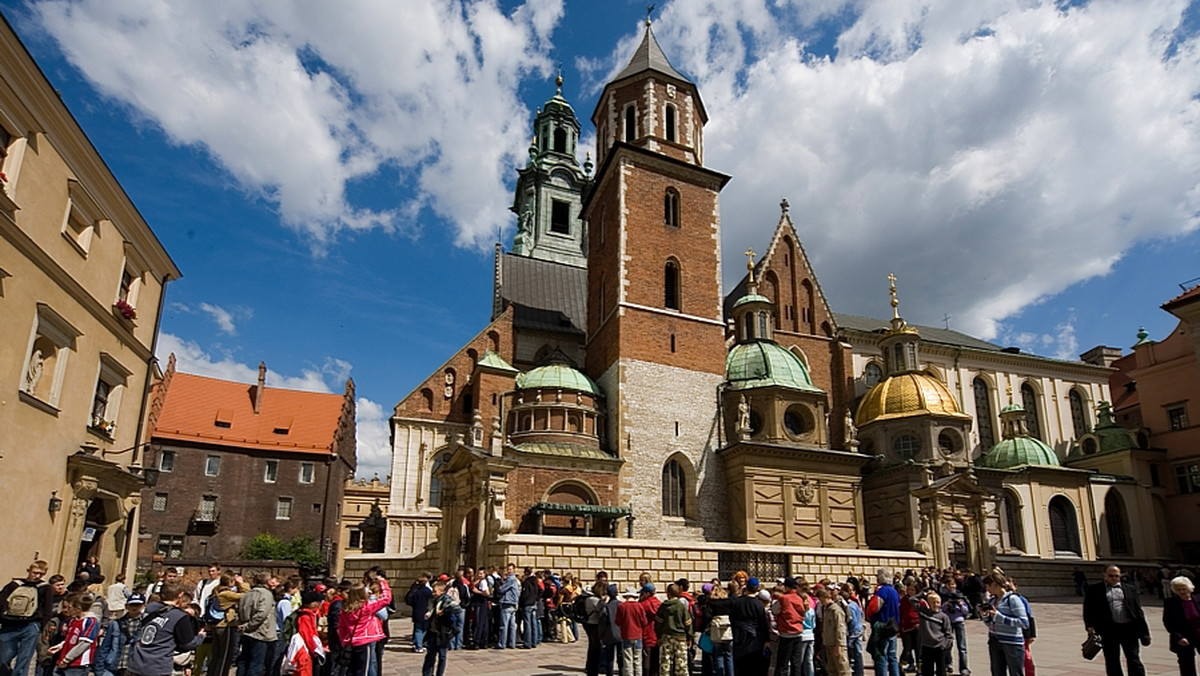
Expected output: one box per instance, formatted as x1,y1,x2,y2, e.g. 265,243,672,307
5,0,1200,480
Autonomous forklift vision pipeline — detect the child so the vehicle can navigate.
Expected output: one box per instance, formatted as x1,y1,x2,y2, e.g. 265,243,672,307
56,593,100,676
940,587,970,676
917,592,952,676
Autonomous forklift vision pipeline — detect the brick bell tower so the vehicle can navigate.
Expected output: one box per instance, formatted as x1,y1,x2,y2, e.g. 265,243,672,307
583,19,731,540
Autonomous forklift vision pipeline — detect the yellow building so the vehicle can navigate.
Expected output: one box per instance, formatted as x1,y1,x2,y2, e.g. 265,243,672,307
335,475,390,574
0,16,179,581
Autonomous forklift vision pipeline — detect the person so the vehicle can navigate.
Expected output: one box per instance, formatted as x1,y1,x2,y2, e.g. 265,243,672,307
107,575,131,622
731,578,770,676
705,583,734,676
774,578,807,676
917,592,951,676
235,573,277,676
820,588,851,676
940,585,970,676
900,582,922,673
639,584,662,676
598,584,621,676
95,593,145,676
979,572,1026,676
615,589,645,676
1163,576,1200,676
1074,569,1088,598
1084,565,1151,676
519,568,541,650
867,568,902,676
469,570,491,648
194,566,222,615
336,578,391,676
405,574,432,653
0,560,53,676
581,582,604,676
128,583,206,676
270,580,299,676
842,585,865,676
421,581,457,676
78,558,101,584
55,593,99,676
656,584,691,676
325,580,350,676
150,568,180,596
496,567,519,651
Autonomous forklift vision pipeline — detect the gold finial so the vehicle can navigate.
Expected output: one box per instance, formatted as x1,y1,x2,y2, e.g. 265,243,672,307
645,3,655,26
888,273,899,319
555,63,563,92
745,248,757,287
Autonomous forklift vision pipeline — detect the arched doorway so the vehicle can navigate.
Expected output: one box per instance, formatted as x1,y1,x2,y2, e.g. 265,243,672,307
1049,496,1081,556
76,499,112,571
1105,490,1132,556
947,519,969,569
1003,491,1025,552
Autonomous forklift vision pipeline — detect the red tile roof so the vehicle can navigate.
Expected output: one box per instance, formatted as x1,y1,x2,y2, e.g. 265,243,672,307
152,372,345,456
1109,351,1139,413
1163,284,1200,311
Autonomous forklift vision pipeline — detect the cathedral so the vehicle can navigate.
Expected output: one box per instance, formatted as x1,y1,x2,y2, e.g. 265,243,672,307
380,22,1170,588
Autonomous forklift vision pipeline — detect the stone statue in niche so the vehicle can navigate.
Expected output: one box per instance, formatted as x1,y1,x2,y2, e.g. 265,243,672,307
24,349,43,393
844,407,859,448
513,206,534,255
737,395,750,440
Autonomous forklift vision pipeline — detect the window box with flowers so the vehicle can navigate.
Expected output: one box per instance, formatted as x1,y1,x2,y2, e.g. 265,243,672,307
113,299,137,323
89,416,116,439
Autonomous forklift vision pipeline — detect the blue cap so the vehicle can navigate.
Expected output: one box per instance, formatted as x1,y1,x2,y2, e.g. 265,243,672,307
641,583,655,594
126,593,147,605
747,577,760,589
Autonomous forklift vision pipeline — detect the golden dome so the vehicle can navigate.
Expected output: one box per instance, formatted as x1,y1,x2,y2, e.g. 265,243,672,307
855,371,971,427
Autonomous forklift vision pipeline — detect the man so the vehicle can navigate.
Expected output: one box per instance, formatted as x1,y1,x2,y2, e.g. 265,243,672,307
0,560,53,676
730,579,769,676
422,581,458,676
655,585,691,676
194,565,222,611
867,568,902,676
496,565,519,650
519,568,541,649
149,569,179,597
773,577,807,676
820,588,851,676
615,589,645,676
639,585,661,676
979,573,1026,676
128,584,205,676
405,574,433,653
95,593,146,676
235,573,276,676
1083,565,1151,676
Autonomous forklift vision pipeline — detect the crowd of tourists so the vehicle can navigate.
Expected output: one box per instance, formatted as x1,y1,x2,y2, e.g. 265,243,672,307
0,559,395,676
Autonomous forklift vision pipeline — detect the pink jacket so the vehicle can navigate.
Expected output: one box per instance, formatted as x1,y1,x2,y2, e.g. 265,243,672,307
337,580,392,647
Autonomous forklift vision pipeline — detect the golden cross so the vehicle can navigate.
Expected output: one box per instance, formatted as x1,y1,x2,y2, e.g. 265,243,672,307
888,273,899,319
745,248,756,271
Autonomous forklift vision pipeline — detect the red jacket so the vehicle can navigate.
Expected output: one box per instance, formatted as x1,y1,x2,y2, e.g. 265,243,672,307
639,596,661,648
774,592,807,636
615,600,646,641
899,595,921,633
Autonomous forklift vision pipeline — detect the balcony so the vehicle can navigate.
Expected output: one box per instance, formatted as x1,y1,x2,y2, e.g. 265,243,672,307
188,509,220,535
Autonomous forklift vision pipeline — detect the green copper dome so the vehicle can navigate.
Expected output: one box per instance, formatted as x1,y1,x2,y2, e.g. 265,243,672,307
980,436,1061,469
732,293,772,309
516,364,600,396
726,342,823,393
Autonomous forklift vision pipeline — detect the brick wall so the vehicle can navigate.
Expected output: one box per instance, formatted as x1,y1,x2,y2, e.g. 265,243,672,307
504,465,622,534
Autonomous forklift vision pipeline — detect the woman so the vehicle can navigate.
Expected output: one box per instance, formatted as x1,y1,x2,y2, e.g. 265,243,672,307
1164,576,1200,676
704,583,735,676
470,570,491,648
209,574,250,676
337,578,392,676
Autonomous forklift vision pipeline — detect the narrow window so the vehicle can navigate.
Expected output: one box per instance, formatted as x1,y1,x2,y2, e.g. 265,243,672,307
670,334,676,353
664,260,681,310
299,462,315,484
625,106,636,142
198,495,217,521
1021,383,1042,440
349,531,362,548
662,459,685,517
158,451,176,473
665,105,676,142
664,188,680,227
1069,389,1089,438
551,200,570,234
553,127,567,153
263,460,278,483
153,493,168,511
1169,404,1190,430
974,378,996,450
205,455,220,477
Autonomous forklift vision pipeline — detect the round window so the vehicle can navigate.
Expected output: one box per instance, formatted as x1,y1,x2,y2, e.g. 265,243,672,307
893,434,920,459
748,410,763,436
1082,438,1098,455
937,431,958,455
784,406,809,437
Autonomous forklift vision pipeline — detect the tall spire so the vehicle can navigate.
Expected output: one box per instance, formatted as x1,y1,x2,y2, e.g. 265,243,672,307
613,18,688,83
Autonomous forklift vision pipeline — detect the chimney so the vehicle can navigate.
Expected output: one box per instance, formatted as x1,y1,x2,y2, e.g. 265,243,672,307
254,362,266,414
1080,345,1122,368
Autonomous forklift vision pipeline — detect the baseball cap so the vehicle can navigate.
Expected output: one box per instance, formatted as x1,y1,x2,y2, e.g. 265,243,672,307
126,593,146,605
438,574,450,582
784,577,799,589
622,588,639,598
641,583,655,594
747,577,760,590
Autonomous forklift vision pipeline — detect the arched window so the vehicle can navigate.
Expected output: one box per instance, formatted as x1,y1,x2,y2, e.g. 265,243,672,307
892,344,904,373
1004,491,1025,551
664,188,680,227
665,104,677,142
428,452,452,508
1105,490,1132,555
664,260,681,310
1021,383,1042,440
553,127,567,153
420,388,434,412
662,459,686,517
1048,496,1081,556
974,378,996,450
624,106,636,143
1069,389,1089,439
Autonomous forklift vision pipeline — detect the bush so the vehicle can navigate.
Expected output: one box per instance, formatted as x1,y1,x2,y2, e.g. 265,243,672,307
241,533,323,569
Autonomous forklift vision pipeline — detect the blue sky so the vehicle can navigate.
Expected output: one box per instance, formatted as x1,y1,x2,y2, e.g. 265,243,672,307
6,0,1200,478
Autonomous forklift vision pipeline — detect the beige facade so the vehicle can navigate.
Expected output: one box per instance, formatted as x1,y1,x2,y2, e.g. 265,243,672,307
0,19,179,580
335,475,391,574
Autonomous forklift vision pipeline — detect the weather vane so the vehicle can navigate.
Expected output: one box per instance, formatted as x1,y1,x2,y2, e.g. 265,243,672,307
646,4,655,25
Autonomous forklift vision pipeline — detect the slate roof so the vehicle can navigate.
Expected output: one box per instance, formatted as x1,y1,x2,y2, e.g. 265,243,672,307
152,372,345,456
500,253,587,335
613,24,688,84
834,313,1002,352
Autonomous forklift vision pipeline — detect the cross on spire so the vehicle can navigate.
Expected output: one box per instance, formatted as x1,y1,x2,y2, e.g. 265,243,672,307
780,198,789,213
745,248,757,287
888,273,900,319
646,4,655,25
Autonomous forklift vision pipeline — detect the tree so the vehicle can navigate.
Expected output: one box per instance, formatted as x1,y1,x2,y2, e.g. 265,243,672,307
241,533,324,569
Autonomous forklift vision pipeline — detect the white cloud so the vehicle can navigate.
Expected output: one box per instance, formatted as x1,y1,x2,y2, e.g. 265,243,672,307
1000,312,1080,360
615,0,1200,341
198,303,238,335
34,0,564,248
157,333,388,477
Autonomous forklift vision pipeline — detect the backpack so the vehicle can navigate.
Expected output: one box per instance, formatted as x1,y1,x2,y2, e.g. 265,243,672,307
571,594,590,623
280,609,301,645
431,598,459,644
598,602,621,646
3,582,43,620
708,614,733,643
204,595,225,624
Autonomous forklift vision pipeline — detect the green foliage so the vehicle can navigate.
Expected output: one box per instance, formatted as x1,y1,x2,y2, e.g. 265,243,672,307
241,533,323,568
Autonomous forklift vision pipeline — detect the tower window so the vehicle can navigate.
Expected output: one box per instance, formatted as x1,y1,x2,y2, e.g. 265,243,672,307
550,200,570,234
553,127,567,153
624,105,636,143
665,105,676,142
664,188,680,227
664,260,681,311
974,378,996,450
1069,389,1089,438
662,459,685,517
1021,383,1042,440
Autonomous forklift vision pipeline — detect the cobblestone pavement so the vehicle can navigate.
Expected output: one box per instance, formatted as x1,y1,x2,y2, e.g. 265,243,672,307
380,597,1185,676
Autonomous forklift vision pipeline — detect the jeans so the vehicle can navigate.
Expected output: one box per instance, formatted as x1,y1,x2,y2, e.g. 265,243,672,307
800,639,816,676
236,635,271,676
0,622,40,676
347,644,369,676
987,641,1024,676
450,607,466,650
849,635,865,676
421,633,449,676
947,623,968,675
600,641,615,676
711,642,733,676
413,619,428,650
875,635,901,676
365,642,377,676
520,606,538,648
1100,630,1146,676
498,606,517,649
777,636,804,676
621,639,642,676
